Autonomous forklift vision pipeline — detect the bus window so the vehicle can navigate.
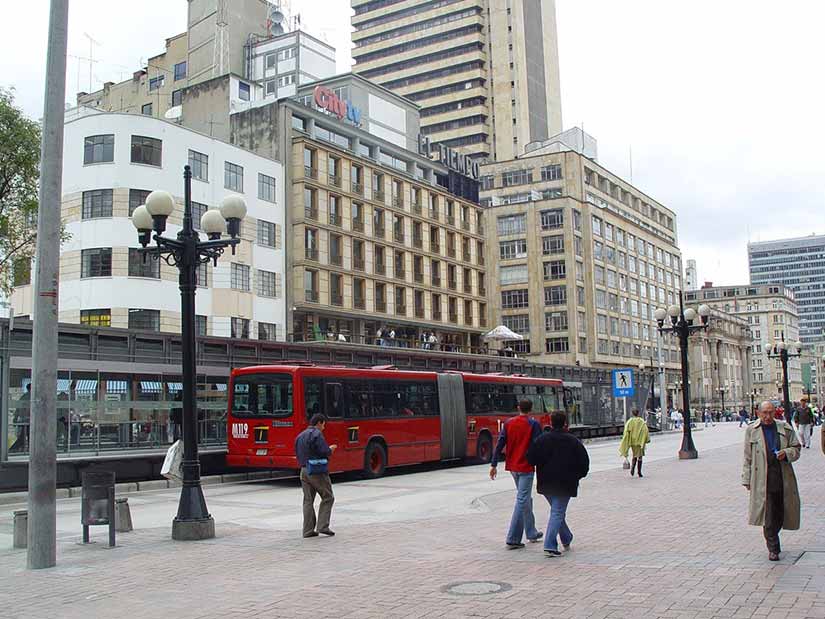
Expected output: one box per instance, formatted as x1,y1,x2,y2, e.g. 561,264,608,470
304,379,322,420
493,384,518,412
542,387,562,413
325,382,344,418
231,373,293,418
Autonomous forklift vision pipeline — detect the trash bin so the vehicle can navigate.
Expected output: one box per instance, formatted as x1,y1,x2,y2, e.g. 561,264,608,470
81,471,116,547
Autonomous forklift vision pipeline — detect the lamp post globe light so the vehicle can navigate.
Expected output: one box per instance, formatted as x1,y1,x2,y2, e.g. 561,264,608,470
132,165,246,541
767,333,803,421
655,292,711,459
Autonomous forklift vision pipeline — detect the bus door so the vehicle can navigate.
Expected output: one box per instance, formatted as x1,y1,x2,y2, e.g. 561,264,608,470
322,381,350,471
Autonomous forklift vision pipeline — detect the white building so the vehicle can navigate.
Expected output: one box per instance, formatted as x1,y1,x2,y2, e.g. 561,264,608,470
685,259,698,291
10,108,287,340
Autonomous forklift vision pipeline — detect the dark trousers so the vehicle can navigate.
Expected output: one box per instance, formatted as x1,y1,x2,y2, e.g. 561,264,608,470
763,459,784,553
300,468,334,536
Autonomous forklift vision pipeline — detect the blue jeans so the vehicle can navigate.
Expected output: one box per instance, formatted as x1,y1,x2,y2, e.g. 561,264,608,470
543,495,573,551
506,472,539,544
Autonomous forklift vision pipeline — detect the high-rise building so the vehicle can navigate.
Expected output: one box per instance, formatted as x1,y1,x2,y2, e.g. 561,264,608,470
479,142,683,372
351,0,563,163
685,259,697,291
685,283,800,402
749,234,825,343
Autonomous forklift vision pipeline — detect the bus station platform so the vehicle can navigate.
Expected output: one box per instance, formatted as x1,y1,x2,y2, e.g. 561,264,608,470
1,424,823,618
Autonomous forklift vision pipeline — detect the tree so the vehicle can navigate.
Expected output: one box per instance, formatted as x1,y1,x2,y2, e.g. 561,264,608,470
0,88,42,296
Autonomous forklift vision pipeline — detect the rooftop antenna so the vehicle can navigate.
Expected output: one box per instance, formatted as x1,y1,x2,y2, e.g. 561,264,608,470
83,33,102,92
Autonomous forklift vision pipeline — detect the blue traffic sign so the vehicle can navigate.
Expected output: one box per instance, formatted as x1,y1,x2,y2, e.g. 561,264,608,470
612,369,635,398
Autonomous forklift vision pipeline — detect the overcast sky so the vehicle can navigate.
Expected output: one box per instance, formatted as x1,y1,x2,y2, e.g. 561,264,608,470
3,0,824,287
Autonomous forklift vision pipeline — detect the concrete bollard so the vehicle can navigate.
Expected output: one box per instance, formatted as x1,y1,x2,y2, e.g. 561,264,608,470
115,497,133,533
13,510,27,549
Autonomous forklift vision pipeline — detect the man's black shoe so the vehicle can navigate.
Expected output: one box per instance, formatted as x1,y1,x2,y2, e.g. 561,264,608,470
506,542,525,549
303,531,319,538
544,549,562,557
318,529,335,536
528,532,544,543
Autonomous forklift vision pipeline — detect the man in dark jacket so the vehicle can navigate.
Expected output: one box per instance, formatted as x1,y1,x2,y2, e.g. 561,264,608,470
527,411,590,557
797,397,814,449
294,413,338,538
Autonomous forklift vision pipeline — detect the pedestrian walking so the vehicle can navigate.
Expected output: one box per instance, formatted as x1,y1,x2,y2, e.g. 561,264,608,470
796,397,815,449
489,399,543,549
526,411,590,558
619,408,650,477
739,407,749,427
741,402,801,561
294,413,338,538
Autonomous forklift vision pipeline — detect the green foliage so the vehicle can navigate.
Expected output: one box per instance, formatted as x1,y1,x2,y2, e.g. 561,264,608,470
0,87,42,295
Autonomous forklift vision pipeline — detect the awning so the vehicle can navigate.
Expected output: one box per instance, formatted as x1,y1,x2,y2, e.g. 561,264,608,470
214,384,227,392
140,381,163,393
57,379,71,392
75,379,98,394
106,380,128,394
167,382,183,392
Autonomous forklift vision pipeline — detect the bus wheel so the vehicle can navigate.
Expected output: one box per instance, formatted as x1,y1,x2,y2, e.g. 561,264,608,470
364,442,387,478
476,433,492,464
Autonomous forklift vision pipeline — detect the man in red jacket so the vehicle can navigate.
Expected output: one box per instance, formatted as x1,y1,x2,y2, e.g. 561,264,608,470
490,399,543,549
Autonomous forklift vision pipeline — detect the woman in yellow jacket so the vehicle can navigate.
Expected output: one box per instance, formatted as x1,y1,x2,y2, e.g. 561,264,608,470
620,408,650,477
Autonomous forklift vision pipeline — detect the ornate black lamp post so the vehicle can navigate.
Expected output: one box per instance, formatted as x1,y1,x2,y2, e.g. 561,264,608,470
767,333,802,421
131,165,246,540
654,294,711,459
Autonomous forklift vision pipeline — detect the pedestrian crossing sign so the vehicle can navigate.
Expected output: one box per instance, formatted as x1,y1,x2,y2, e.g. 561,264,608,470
612,369,635,397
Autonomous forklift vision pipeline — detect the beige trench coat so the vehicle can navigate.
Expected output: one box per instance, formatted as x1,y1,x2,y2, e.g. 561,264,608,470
741,420,801,530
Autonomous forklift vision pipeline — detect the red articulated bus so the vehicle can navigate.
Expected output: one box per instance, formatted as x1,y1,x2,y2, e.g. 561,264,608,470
226,364,566,478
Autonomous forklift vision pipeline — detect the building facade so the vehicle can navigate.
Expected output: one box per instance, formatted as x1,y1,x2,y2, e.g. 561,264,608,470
685,283,803,401
351,0,563,162
10,109,287,340
479,147,683,372
749,234,825,344
685,259,697,291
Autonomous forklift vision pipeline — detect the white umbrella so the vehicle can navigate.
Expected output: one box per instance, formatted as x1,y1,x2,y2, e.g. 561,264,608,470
483,325,524,341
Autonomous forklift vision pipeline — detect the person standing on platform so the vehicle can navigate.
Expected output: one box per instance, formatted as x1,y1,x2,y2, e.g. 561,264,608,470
619,407,650,477
295,413,338,538
489,399,543,549
742,401,801,561
527,411,590,558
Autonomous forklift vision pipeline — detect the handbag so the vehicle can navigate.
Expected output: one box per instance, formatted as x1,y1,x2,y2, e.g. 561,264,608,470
622,457,631,470
307,458,329,475
161,440,183,481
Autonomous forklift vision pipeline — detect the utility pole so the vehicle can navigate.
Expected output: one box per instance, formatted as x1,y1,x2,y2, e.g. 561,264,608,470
27,0,69,570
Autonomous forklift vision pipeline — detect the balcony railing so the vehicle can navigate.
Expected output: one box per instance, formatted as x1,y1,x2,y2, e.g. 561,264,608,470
393,230,405,243
433,311,443,321
352,219,364,232
412,202,422,215
329,294,343,307
447,215,456,226
480,316,488,328
429,208,439,221
305,206,318,220
354,297,366,310
374,225,385,238
352,181,364,195
330,254,343,267
304,166,318,179
462,220,470,231
430,242,441,254
415,307,425,318
375,299,387,313
305,247,319,261
329,174,342,188
394,269,406,281
414,272,424,283
329,213,342,227
375,262,386,275
478,286,486,296
449,312,458,324
374,190,386,203
432,276,441,287
413,235,423,249
305,289,319,303
353,257,365,271
463,283,473,294
396,304,407,316
477,225,485,236
462,251,471,262
448,279,457,290
447,247,457,258
465,315,473,326
392,195,403,208
478,255,485,266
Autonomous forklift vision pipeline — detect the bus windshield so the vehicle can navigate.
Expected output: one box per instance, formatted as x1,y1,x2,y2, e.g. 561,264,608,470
231,373,294,418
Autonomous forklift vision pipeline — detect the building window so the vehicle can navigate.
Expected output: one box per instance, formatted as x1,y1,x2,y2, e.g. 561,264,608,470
545,337,569,354
225,162,244,192
543,260,566,280
258,322,278,341
196,262,208,288
503,314,529,334
278,47,296,61
82,189,113,219
541,164,562,181
501,169,532,187
231,263,250,291
258,173,277,202
174,61,187,81
188,150,208,181
501,289,529,309
265,53,277,69
128,248,160,278
257,220,277,248
130,135,162,167
540,209,563,230
542,235,564,255
231,317,250,339
191,201,207,231
128,309,160,331
195,314,207,336
592,216,602,236
238,82,251,101
278,74,295,87
81,248,112,278
148,75,164,91
545,311,568,332
257,270,279,298
497,214,526,235
128,189,151,216
544,285,567,306
83,134,114,164
499,239,527,260
141,103,153,116
80,309,111,327
500,264,528,285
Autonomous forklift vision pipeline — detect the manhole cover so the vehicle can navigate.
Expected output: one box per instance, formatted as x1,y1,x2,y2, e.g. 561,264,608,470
442,581,512,596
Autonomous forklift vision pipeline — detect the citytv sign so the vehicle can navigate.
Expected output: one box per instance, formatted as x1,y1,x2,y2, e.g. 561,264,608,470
313,86,361,126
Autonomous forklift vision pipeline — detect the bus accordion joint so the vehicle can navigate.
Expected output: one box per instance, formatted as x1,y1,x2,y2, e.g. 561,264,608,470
370,365,397,370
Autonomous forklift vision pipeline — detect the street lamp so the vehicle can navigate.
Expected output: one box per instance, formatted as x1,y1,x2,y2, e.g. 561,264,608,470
132,165,246,541
767,333,802,421
655,294,711,459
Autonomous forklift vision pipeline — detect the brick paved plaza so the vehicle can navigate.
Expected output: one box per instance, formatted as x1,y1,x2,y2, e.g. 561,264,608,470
1,425,823,619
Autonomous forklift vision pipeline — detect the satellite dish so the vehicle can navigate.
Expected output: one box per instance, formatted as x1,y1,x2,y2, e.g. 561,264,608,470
269,8,285,34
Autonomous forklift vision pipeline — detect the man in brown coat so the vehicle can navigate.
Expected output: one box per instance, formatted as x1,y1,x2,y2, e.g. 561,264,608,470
742,401,801,561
